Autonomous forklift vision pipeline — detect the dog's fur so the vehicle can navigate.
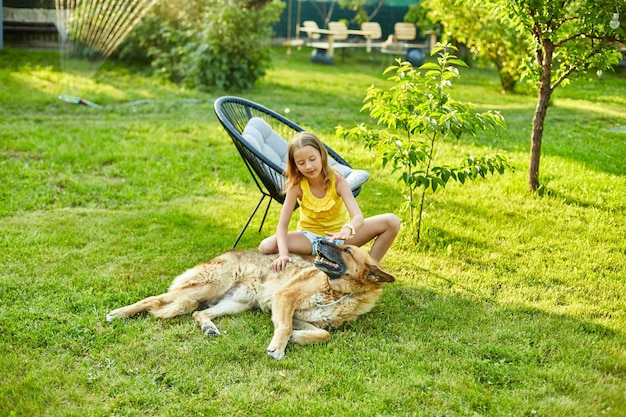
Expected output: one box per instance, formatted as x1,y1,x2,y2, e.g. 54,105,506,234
106,240,394,360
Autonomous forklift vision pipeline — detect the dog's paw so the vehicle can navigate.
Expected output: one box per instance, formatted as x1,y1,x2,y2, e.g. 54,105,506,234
105,311,120,322
267,347,286,360
201,322,220,337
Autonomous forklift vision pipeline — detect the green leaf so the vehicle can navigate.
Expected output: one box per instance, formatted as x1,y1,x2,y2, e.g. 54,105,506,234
420,62,441,70
431,178,438,192
448,59,468,68
446,66,460,76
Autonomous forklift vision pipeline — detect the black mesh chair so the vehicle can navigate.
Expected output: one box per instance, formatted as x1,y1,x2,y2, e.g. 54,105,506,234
213,96,368,247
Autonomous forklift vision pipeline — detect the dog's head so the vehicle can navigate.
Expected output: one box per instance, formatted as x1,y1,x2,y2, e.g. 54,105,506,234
314,239,395,284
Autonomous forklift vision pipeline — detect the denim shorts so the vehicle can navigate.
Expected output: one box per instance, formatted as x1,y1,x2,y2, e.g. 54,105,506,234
299,230,344,256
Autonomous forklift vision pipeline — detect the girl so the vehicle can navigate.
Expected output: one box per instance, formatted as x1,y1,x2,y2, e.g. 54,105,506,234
258,132,400,272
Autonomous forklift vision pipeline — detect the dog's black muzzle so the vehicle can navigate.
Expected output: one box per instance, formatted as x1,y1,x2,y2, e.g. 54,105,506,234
313,240,347,280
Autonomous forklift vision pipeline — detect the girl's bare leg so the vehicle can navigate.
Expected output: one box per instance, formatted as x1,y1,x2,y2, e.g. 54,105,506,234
258,232,313,255
347,213,400,262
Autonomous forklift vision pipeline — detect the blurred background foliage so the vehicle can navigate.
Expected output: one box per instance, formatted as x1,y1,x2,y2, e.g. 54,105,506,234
115,0,284,90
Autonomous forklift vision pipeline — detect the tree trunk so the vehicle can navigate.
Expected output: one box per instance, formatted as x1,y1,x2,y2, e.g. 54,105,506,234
528,41,555,192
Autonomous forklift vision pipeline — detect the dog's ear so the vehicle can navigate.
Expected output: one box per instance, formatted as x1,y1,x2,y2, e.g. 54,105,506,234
366,263,395,283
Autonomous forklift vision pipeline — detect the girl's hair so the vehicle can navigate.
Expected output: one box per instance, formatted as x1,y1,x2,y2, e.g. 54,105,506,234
284,132,333,191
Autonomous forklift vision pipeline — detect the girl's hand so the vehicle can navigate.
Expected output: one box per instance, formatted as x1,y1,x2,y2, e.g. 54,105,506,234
325,230,350,243
325,224,355,243
271,255,292,272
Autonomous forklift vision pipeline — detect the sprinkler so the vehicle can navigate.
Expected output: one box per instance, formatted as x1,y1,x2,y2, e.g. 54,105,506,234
58,94,103,109
55,0,158,102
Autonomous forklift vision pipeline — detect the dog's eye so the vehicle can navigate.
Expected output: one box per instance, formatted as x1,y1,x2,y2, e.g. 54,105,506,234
343,247,351,254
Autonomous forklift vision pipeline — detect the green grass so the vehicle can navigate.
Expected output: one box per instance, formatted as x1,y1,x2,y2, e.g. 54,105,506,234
1,47,625,417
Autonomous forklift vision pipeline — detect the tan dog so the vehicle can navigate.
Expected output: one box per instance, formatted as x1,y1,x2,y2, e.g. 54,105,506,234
106,240,394,360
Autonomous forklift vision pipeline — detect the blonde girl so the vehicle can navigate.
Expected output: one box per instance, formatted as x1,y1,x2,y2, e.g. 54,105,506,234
258,132,400,272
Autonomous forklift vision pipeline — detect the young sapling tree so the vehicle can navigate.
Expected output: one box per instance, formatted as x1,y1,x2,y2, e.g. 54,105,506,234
338,44,514,243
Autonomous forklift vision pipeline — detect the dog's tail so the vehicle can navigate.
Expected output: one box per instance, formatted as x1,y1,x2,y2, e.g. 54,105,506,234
151,297,199,319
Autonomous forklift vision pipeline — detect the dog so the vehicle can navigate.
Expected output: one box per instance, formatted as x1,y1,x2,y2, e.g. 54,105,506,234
106,240,395,360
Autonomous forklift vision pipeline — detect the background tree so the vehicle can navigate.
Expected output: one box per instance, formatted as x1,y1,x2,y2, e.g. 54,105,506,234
410,0,625,192
408,0,530,92
503,0,625,191
338,0,385,25
304,1,385,27
117,0,284,90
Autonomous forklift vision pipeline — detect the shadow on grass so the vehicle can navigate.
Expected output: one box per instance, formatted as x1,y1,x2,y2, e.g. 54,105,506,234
267,52,626,180
324,282,625,413
2,205,625,414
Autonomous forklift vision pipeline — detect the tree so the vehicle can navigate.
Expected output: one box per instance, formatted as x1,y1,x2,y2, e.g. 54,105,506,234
306,1,385,27
117,0,284,90
502,0,625,191
409,0,530,92
414,0,625,192
338,45,513,243
338,0,385,25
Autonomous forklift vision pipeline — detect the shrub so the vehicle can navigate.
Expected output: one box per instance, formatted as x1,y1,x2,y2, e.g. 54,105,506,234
116,0,284,90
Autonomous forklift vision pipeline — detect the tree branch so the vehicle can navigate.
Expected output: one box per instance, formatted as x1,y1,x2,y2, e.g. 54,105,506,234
554,31,593,47
368,0,384,21
551,65,577,90
550,45,605,90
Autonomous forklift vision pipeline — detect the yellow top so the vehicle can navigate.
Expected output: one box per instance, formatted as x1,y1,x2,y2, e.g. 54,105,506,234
297,172,350,235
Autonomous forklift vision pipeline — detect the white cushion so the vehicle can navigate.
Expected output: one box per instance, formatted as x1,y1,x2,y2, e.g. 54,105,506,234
246,118,288,167
241,125,264,152
345,169,371,190
329,157,370,191
260,143,282,167
242,117,369,190
329,158,351,177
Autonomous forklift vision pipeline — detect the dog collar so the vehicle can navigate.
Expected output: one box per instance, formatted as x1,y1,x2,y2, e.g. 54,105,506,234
316,293,351,307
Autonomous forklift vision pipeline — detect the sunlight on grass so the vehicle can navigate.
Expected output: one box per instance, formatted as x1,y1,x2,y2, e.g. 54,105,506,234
1,48,625,417
555,97,626,120
11,67,129,100
10,66,62,95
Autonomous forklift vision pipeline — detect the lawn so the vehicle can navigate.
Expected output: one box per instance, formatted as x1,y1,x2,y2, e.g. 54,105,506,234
0,47,625,417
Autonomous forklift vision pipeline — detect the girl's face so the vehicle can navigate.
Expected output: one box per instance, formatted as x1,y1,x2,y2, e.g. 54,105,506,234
292,145,323,180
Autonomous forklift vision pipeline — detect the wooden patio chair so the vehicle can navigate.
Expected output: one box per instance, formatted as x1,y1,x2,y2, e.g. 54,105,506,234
394,22,417,42
213,96,370,247
327,21,350,41
360,22,383,45
360,22,383,56
301,20,322,41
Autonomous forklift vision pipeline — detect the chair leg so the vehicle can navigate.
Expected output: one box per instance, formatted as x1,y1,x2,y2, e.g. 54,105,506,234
233,194,268,248
257,197,273,233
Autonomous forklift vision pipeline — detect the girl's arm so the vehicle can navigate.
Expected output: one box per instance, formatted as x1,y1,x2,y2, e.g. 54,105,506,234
272,184,300,272
330,175,364,241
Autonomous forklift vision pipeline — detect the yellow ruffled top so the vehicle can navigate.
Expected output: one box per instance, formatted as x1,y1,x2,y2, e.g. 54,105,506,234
297,172,350,236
